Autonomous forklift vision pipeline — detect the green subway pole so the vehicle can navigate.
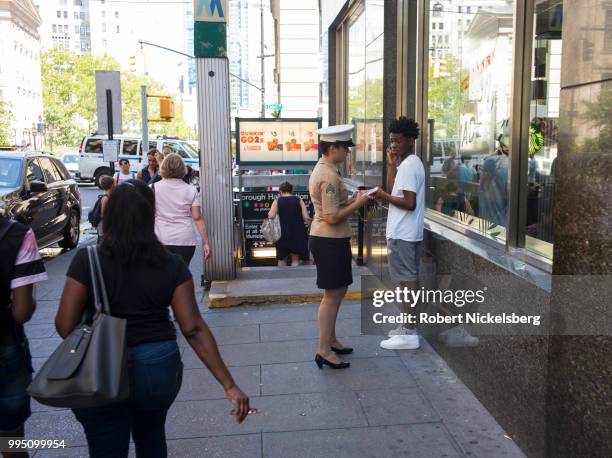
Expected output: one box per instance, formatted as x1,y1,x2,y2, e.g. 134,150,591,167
194,0,236,281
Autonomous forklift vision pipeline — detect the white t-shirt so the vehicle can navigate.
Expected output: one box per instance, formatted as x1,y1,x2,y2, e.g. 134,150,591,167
115,171,132,184
154,178,201,246
386,154,425,242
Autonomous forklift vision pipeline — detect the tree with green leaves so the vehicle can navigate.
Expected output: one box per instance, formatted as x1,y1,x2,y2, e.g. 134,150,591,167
0,100,14,146
427,55,466,140
41,47,195,151
348,77,383,121
576,84,612,154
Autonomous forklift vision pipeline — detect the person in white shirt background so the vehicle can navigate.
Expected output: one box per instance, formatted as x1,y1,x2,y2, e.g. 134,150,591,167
371,117,425,350
115,159,133,185
154,153,211,267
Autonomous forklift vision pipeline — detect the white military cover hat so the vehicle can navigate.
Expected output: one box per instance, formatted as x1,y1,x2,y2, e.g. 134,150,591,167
316,124,355,147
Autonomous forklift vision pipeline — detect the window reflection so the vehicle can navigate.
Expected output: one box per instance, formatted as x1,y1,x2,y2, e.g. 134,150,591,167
348,11,366,181
364,0,384,187
427,0,515,241
525,0,562,259
347,3,385,185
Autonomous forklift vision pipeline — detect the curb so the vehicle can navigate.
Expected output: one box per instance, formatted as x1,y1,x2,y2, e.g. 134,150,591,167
208,291,363,308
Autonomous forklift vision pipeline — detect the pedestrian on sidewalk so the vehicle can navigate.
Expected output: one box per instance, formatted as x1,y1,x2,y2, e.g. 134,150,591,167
149,150,167,185
154,153,211,266
115,159,133,185
96,175,114,239
370,117,425,350
136,148,159,184
309,125,370,369
267,181,311,266
0,216,48,449
55,180,249,458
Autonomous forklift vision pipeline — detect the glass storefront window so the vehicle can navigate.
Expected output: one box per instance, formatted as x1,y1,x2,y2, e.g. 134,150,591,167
345,1,384,187
426,0,515,242
347,11,366,182
363,0,384,188
524,0,562,259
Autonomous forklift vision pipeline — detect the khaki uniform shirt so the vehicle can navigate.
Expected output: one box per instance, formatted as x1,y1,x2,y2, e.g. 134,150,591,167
308,156,352,238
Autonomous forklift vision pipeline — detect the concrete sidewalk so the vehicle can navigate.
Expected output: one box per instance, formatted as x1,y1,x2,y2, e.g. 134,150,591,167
24,249,525,457
208,264,365,308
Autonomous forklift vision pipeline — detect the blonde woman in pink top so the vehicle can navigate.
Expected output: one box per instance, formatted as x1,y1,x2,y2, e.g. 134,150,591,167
154,153,211,266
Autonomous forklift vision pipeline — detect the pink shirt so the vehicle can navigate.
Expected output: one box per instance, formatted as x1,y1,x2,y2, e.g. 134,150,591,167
154,178,201,246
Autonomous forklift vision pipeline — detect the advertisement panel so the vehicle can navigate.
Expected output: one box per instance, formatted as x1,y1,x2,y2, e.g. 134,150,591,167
236,118,321,166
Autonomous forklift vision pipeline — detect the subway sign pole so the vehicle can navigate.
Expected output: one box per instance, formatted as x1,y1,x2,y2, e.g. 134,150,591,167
194,0,236,281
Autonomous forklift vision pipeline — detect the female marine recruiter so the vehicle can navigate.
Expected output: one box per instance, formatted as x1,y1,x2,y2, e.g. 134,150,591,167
308,125,371,370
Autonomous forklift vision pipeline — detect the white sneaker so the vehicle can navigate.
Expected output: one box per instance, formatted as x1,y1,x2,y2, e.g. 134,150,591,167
388,324,411,336
439,325,479,347
380,334,420,350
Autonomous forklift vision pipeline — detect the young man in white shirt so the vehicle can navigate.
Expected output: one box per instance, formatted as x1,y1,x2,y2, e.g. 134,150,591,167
371,117,425,350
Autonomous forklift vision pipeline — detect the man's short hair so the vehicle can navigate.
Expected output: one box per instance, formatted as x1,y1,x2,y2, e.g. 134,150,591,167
99,175,114,191
389,117,420,139
119,158,130,165
160,153,187,179
148,148,159,157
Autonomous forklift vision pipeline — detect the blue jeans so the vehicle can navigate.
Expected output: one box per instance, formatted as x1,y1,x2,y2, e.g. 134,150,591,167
0,342,32,432
73,340,183,458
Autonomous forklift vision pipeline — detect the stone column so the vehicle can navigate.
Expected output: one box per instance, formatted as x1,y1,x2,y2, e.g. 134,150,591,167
548,1,612,456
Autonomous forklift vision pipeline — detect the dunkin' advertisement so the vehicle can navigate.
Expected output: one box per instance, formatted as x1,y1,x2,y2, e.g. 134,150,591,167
237,119,320,165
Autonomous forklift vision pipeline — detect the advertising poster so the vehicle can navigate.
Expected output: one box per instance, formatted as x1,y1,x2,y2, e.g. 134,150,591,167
236,118,321,165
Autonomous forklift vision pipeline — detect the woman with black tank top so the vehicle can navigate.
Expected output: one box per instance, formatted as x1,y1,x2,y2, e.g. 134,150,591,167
267,181,312,266
55,180,250,457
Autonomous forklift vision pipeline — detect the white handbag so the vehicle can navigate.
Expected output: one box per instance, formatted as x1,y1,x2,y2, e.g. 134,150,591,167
261,216,281,243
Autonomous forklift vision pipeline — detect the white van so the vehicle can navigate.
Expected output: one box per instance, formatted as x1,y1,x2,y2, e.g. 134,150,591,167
77,135,200,187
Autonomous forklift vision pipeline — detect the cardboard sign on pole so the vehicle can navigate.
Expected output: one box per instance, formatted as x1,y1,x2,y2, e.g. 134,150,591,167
96,71,123,135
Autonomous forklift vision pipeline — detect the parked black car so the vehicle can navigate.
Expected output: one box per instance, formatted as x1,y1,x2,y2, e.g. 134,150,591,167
0,151,81,249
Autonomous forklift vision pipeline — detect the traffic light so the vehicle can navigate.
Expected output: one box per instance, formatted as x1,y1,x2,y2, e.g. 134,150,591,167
431,58,448,78
439,59,447,77
129,55,136,72
432,59,441,78
160,96,175,120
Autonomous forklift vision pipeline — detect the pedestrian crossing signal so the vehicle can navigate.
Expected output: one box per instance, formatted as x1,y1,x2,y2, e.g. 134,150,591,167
160,97,175,121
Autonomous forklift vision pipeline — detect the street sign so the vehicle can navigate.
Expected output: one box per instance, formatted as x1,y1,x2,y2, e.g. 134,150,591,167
265,104,283,111
194,0,228,22
95,71,122,135
194,0,228,57
241,191,312,220
102,140,119,162
236,118,321,166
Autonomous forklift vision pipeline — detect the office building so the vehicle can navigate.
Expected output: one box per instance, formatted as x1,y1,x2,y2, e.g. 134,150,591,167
271,0,321,118
0,0,44,147
323,1,610,456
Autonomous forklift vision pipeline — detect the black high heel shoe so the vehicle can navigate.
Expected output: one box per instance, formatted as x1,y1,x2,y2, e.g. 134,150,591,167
331,346,353,355
315,354,350,369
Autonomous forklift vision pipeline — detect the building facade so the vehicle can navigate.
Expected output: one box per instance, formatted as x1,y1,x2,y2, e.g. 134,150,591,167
34,0,202,134
0,0,43,147
271,0,321,118
34,0,91,53
324,0,611,456
226,0,276,120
